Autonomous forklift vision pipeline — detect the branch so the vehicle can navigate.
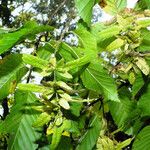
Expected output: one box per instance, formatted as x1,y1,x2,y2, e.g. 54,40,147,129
47,0,67,25
51,0,67,19
26,35,43,83
81,97,103,115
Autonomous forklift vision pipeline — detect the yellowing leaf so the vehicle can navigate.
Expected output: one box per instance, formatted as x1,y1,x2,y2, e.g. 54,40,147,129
134,57,150,75
103,0,127,15
59,99,70,110
97,136,115,150
56,81,74,93
62,131,70,137
32,112,51,128
106,38,125,52
59,93,72,101
49,56,57,67
129,72,136,85
124,63,133,73
117,15,133,28
9,80,17,93
55,117,63,126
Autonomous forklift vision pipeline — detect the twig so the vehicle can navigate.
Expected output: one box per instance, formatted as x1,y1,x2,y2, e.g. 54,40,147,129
26,67,33,83
51,0,67,19
26,35,44,83
1,98,9,120
47,0,67,25
81,98,101,115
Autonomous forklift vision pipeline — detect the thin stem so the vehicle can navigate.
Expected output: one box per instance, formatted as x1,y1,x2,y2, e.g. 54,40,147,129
26,35,43,83
53,15,72,82
26,67,33,83
47,0,67,25
81,99,101,115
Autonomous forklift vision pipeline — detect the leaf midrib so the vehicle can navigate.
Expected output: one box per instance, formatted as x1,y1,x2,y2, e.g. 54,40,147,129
9,93,36,150
86,68,112,96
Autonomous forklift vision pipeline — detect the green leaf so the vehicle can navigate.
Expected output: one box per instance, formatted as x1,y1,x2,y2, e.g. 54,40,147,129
75,28,98,57
138,83,150,117
22,54,49,69
73,29,119,101
60,29,97,70
59,42,77,62
97,25,122,43
104,0,127,15
128,72,136,85
109,87,141,135
109,91,135,127
65,55,90,70
17,83,51,93
56,136,72,150
98,37,116,52
132,126,150,150
50,120,72,150
0,91,41,150
81,61,119,102
91,22,106,37
57,71,73,80
136,0,150,10
137,29,150,52
76,114,101,150
69,102,83,117
136,18,150,28
0,21,53,55
132,73,144,98
75,0,95,25
50,126,64,150
37,43,55,61
32,112,51,128
116,138,132,150
106,38,124,51
0,54,27,101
